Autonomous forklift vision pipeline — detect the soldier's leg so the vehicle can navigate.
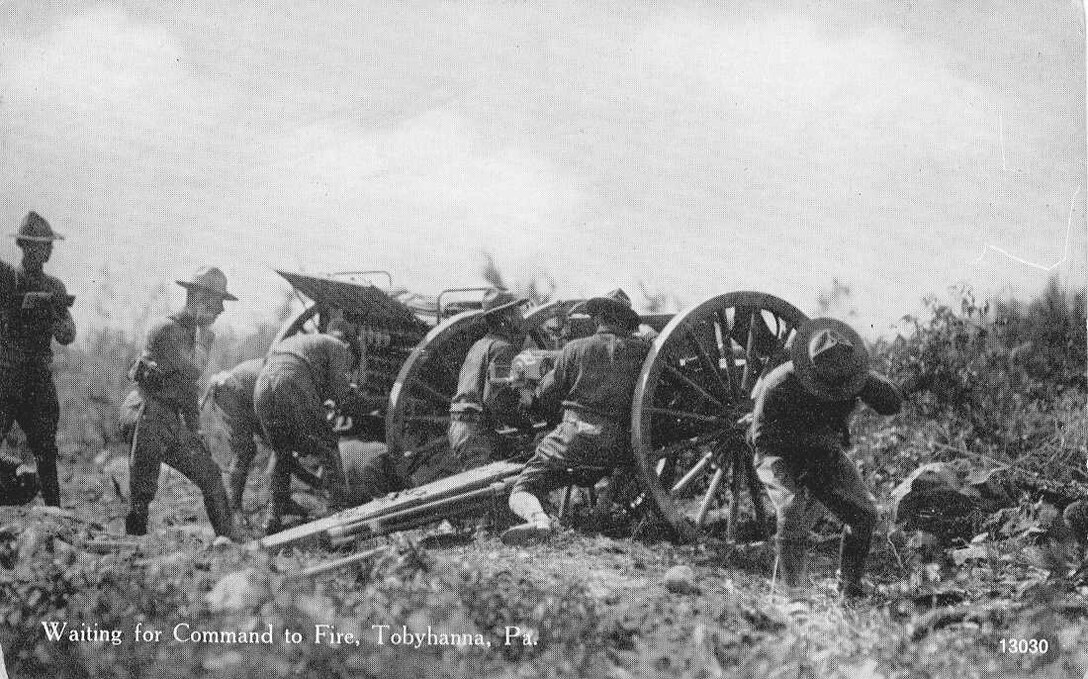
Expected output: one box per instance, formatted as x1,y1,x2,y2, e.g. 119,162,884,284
224,415,259,512
165,428,235,539
503,422,578,544
262,448,294,535
127,402,168,535
757,455,823,590
808,452,878,596
18,369,61,506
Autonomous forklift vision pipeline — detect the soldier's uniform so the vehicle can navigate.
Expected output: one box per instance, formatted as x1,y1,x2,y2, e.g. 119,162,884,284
749,318,901,597
207,358,264,510
448,289,528,471
504,290,649,544
124,267,236,538
0,212,76,507
254,331,355,533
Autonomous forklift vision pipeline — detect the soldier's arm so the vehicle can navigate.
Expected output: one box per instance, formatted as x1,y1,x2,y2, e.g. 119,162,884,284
483,342,524,426
859,371,903,415
148,321,202,382
326,338,353,406
533,345,570,415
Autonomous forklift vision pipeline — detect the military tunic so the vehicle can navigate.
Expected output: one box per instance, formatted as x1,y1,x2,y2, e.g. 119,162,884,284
447,332,523,471
126,313,232,536
208,358,264,510
0,260,76,506
749,361,901,589
512,326,650,496
254,334,352,517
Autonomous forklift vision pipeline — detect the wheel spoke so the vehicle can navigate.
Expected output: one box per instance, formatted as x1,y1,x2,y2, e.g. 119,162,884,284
670,451,714,495
647,406,727,425
410,378,452,405
741,308,763,394
681,324,732,399
695,465,726,527
406,414,452,425
714,309,743,401
663,364,724,409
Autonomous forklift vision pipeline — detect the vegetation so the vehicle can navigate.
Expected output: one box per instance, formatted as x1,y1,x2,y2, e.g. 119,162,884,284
0,272,1085,678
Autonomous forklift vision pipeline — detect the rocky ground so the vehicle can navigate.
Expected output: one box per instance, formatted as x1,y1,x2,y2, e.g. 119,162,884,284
2,445,1088,679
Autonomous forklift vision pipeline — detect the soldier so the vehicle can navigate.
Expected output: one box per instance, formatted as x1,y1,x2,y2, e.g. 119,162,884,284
502,289,650,545
254,322,360,535
447,288,528,470
205,357,323,517
749,318,902,598
0,212,76,507
123,266,238,539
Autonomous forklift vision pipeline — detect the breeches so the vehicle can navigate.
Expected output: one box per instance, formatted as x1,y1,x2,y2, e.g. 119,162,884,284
511,411,628,497
756,449,878,543
0,362,59,505
128,398,230,531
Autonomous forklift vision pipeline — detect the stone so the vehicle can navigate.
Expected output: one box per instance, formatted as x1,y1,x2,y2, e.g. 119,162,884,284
889,463,980,544
663,565,699,594
205,569,263,612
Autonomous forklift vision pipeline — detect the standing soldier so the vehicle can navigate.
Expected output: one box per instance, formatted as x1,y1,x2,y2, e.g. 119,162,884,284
205,357,321,517
749,318,902,598
254,322,360,535
124,266,238,540
503,289,650,545
0,212,76,507
447,289,528,471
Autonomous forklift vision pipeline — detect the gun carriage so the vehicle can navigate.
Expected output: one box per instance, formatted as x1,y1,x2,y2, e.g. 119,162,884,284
263,272,809,550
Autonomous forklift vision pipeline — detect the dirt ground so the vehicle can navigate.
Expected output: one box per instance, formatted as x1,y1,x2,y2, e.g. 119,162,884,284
3,449,1088,679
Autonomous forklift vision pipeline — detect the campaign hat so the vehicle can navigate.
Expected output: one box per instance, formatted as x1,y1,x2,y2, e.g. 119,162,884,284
791,317,870,401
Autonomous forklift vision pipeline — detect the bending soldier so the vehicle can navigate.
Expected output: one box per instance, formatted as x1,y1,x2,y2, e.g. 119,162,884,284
749,318,901,598
503,289,650,545
124,266,238,539
206,357,322,516
447,289,528,471
254,322,360,535
0,212,76,507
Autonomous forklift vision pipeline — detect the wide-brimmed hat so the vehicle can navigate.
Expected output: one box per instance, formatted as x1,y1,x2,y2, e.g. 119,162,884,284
791,317,870,401
481,288,526,316
175,266,238,301
10,212,64,243
572,288,640,329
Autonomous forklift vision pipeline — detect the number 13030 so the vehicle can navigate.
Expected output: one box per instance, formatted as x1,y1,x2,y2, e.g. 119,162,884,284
999,638,1049,654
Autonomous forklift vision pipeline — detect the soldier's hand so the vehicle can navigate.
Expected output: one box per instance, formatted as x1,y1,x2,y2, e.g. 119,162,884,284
20,291,53,310
518,387,534,409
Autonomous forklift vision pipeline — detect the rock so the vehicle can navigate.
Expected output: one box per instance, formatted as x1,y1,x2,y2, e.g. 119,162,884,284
663,565,699,594
889,463,979,544
205,569,263,612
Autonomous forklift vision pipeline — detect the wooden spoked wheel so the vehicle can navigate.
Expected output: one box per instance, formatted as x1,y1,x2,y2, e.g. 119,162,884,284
386,300,581,487
272,303,327,345
631,292,809,543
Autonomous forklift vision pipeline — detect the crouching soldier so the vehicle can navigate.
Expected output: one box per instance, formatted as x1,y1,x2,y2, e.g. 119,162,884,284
206,358,321,515
502,289,650,545
447,289,528,472
254,322,360,535
123,267,238,540
749,318,901,598
0,212,76,507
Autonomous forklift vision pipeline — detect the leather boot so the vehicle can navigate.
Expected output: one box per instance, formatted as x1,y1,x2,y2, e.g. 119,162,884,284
838,524,873,597
125,510,148,536
227,469,248,512
774,537,807,589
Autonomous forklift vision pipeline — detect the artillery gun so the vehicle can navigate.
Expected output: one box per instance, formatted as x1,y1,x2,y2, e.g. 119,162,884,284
261,275,810,552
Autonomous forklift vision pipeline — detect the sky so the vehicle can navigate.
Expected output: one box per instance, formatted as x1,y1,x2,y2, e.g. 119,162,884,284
0,0,1084,337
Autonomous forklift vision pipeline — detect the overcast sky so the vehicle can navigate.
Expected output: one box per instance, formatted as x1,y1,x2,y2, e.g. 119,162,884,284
1,0,1084,336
